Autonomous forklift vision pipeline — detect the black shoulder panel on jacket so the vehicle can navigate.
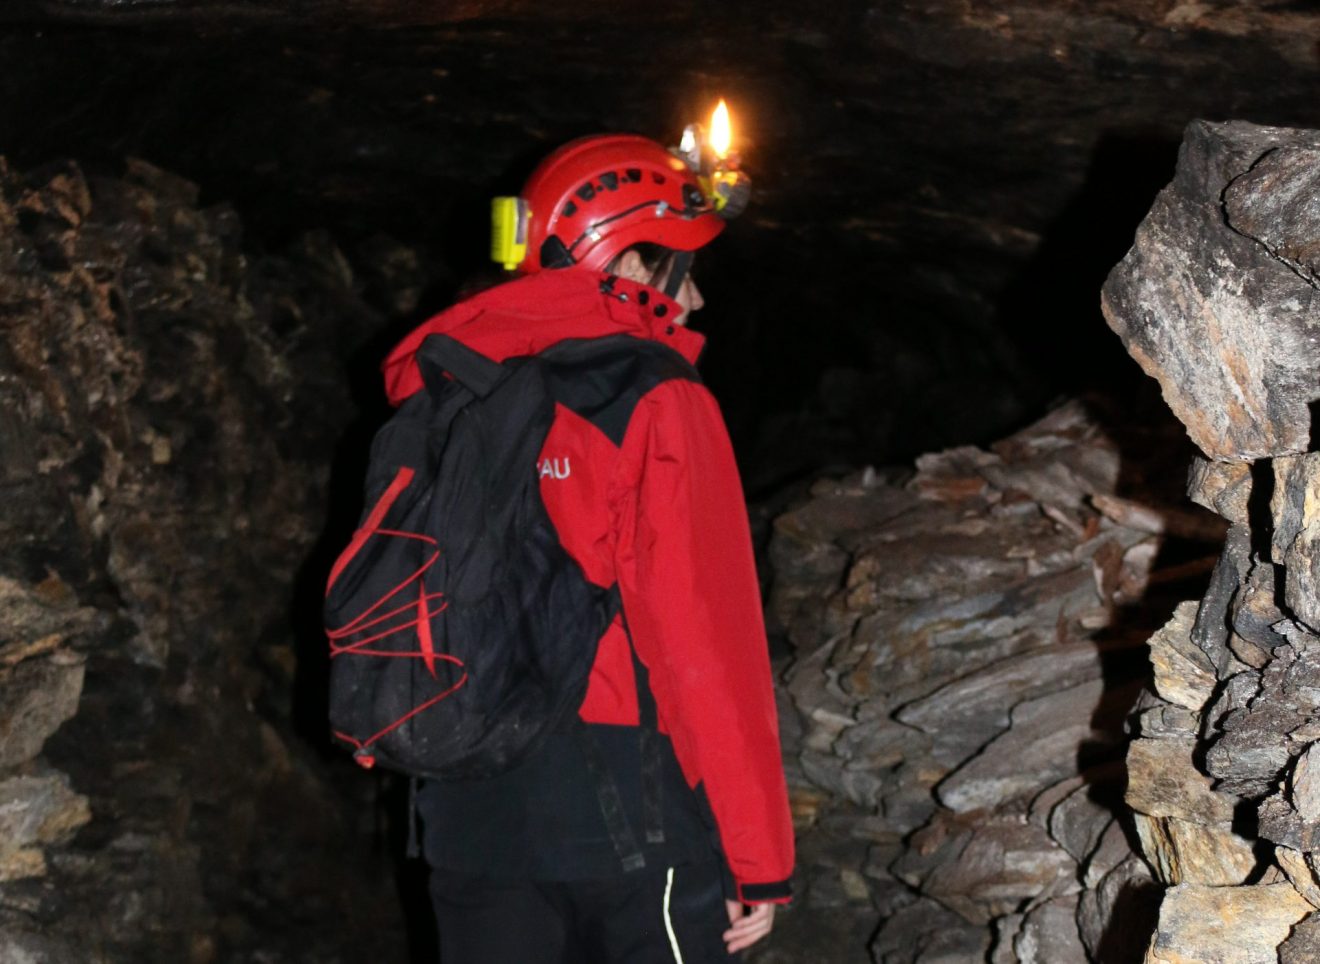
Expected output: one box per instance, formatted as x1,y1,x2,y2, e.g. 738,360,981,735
538,335,702,447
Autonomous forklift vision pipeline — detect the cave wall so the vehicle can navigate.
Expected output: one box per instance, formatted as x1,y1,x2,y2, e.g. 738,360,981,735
1104,120,1320,963
1,3,1320,962
0,157,409,962
765,398,1210,962
760,117,1320,962
4,0,1320,489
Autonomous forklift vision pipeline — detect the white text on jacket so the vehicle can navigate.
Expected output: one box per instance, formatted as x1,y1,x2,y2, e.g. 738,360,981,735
538,458,571,480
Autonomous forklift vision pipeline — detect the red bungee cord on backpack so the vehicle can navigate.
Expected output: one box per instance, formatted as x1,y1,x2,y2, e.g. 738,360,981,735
324,467,466,768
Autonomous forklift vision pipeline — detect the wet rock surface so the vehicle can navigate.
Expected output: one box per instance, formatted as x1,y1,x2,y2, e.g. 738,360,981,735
0,158,408,962
1102,120,1320,964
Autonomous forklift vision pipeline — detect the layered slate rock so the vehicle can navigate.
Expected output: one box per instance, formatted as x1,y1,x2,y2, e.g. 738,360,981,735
0,159,406,962
1103,120,1320,962
0,575,93,887
765,400,1194,961
1101,121,1320,461
1145,883,1313,964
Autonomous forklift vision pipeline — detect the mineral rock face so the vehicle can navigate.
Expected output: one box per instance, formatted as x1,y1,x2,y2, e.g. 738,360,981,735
1102,120,1320,963
0,771,90,883
0,158,405,961
0,578,93,772
1145,883,1313,964
769,400,1178,960
775,118,1320,964
1101,120,1320,461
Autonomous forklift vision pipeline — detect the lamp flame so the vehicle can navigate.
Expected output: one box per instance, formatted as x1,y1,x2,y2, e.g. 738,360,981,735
710,99,732,160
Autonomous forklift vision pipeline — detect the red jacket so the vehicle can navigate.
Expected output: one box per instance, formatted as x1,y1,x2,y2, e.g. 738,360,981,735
383,268,794,903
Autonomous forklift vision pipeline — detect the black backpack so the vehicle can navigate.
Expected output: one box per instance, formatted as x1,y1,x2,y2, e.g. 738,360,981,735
324,331,697,782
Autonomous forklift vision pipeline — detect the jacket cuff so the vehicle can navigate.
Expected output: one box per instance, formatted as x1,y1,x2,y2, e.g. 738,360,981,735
736,879,793,904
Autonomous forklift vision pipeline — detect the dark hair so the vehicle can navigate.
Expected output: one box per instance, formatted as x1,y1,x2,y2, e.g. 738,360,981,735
629,242,675,272
607,242,676,274
608,243,691,294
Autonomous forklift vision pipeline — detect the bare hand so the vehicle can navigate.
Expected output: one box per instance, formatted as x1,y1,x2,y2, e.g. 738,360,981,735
724,899,776,955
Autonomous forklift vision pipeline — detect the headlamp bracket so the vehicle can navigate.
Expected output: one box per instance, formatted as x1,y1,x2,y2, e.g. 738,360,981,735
671,121,750,221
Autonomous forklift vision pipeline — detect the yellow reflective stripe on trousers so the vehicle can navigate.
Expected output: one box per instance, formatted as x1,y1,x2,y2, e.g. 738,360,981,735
663,866,685,964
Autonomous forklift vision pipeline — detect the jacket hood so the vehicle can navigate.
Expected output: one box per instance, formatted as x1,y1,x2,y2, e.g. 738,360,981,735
382,269,704,407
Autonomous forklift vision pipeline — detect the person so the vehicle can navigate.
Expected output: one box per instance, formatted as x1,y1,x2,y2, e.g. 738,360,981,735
378,130,794,962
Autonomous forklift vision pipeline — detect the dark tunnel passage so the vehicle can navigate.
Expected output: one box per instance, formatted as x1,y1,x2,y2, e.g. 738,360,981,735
12,2,1312,486
1,2,1319,962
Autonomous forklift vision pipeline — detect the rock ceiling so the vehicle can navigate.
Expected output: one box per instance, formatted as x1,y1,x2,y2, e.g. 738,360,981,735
1,0,1318,471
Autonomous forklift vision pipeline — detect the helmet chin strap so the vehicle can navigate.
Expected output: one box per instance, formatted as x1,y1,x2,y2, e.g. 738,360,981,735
658,250,694,300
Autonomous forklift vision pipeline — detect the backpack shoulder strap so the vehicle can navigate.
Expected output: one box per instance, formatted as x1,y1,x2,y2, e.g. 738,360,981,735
538,335,701,446
416,334,505,398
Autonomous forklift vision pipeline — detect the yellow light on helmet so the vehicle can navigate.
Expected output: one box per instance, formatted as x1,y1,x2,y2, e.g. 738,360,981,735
490,196,530,271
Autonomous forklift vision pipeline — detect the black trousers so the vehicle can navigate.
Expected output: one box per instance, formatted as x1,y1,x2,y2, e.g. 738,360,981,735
429,861,737,964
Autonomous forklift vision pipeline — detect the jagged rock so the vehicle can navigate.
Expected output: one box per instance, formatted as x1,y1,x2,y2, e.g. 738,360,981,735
1082,819,1137,889
1222,140,1320,286
1228,560,1287,667
0,577,97,772
1206,640,1320,797
0,576,100,653
769,486,918,651
1130,696,1201,740
1202,669,1259,732
970,410,1120,512
896,641,1107,768
1126,737,1238,828
1275,846,1320,909
1042,769,1120,867
1026,774,1084,825
0,771,90,881
1147,601,1216,711
1272,454,1320,630
1102,120,1320,461
1291,742,1320,823
870,896,992,964
845,564,1105,701
937,677,1121,813
1104,118,1320,964
1205,715,1292,798
893,811,1076,923
1186,458,1252,526
1258,794,1320,854
800,717,922,811
877,762,942,832
1272,454,1317,559
1077,854,1160,963
773,400,1159,956
989,913,1022,964
1132,812,1258,886
0,157,407,960
1014,895,1088,963
1279,912,1320,964
1144,882,1313,963
0,653,85,773
1192,525,1254,676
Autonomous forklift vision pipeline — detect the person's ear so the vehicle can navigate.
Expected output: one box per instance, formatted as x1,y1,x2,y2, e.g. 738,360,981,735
612,249,649,283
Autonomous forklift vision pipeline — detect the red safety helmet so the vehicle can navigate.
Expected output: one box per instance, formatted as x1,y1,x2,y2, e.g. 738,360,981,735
515,134,725,274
